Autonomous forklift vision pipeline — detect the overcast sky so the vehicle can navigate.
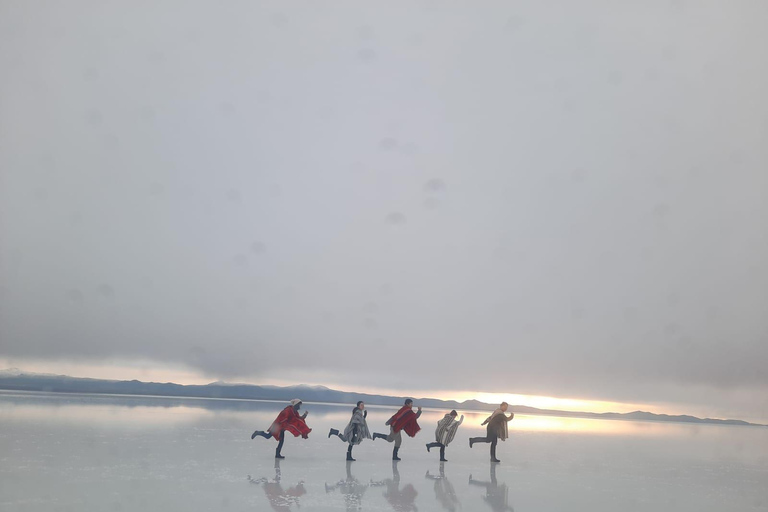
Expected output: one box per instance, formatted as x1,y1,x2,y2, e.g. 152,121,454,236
1,1,766,422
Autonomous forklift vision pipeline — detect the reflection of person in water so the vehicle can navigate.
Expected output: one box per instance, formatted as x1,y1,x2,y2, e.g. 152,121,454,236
425,461,460,512
426,410,464,462
251,399,311,459
325,460,369,511
469,402,514,463
468,463,514,512
328,401,372,461
370,461,419,512
372,398,422,461
247,459,307,512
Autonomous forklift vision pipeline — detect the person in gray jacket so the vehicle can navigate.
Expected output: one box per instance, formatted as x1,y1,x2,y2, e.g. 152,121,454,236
329,401,372,461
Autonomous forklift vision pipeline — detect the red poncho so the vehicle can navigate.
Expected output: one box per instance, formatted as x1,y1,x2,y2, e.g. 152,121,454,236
267,406,312,440
388,406,421,437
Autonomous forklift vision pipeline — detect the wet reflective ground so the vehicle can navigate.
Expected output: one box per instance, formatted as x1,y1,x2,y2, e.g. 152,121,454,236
1,391,766,511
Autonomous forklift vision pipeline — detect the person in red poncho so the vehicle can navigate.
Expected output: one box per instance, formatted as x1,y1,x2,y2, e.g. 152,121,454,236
251,399,312,459
372,398,422,460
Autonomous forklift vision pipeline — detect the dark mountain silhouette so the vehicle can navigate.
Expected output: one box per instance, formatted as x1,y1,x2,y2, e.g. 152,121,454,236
0,369,764,427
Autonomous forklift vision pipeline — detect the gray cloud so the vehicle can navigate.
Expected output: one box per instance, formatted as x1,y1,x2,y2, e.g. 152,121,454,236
1,1,767,416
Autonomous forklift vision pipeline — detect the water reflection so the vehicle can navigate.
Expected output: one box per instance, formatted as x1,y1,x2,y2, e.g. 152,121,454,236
248,459,306,512
0,398,216,426
370,461,418,512
3,392,767,511
468,464,514,512
325,460,368,511
425,461,460,511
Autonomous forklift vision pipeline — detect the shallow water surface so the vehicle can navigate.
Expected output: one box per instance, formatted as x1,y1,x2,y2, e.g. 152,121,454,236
1,391,766,511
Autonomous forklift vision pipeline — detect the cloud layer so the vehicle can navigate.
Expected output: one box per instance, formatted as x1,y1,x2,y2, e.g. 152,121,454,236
1,1,767,418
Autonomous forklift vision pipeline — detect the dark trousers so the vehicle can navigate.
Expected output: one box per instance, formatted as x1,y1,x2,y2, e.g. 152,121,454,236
426,442,447,460
470,436,498,458
255,429,286,455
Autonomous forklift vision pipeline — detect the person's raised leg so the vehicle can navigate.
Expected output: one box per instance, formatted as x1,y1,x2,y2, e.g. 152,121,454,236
251,430,270,440
470,436,489,448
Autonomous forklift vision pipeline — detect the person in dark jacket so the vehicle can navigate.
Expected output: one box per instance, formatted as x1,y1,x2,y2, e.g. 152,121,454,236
468,402,514,462
328,401,372,461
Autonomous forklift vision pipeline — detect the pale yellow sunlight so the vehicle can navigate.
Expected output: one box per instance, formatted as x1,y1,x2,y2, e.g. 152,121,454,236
457,391,668,415
508,414,698,437
285,380,683,417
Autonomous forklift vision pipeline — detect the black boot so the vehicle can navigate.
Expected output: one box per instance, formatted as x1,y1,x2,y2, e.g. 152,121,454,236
251,430,260,439
346,444,355,461
490,443,500,463
328,428,339,438
373,432,387,441
275,432,286,459
392,447,401,461
439,446,447,462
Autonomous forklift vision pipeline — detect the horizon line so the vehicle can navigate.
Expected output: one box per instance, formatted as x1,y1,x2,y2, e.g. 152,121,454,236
1,368,765,427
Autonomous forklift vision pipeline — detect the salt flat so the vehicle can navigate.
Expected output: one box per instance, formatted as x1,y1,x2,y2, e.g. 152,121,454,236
0,391,766,511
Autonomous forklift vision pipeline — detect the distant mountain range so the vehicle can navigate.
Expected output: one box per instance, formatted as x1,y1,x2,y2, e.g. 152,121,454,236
0,368,764,427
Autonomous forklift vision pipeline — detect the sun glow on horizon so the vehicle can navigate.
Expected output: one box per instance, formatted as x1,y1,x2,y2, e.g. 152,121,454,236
0,358,696,418
306,381,673,416
453,391,664,415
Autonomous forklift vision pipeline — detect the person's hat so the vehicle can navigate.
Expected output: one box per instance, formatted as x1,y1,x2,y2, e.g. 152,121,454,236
290,399,302,406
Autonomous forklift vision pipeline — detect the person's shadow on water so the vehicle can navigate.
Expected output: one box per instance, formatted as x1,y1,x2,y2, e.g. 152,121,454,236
425,461,461,512
247,459,306,512
468,463,514,512
370,460,419,512
325,460,369,511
